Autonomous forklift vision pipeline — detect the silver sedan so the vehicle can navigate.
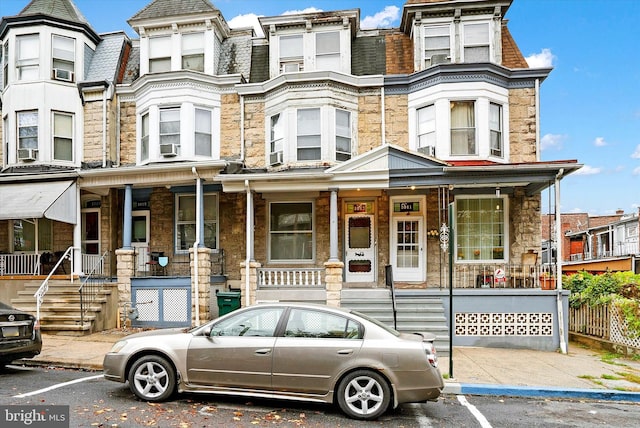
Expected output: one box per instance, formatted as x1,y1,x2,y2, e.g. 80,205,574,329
103,303,443,420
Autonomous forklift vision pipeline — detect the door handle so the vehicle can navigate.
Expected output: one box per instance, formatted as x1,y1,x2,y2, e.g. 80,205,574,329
337,349,354,355
255,348,272,355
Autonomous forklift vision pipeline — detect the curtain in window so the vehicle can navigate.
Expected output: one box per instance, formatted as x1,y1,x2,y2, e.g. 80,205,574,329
450,101,475,155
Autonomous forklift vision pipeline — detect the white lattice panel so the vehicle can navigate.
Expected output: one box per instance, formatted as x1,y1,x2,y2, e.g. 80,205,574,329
455,312,554,336
163,288,190,322
136,289,159,321
610,305,640,349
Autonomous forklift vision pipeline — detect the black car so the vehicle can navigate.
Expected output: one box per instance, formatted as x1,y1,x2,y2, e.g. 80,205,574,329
0,301,42,367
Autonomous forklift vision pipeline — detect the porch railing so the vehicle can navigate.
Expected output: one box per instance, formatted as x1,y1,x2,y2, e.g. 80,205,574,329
79,251,110,328
453,263,557,288
133,247,223,277
0,253,40,276
258,268,324,288
34,246,75,322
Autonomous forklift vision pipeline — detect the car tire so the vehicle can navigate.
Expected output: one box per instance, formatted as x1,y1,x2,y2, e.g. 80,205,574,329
336,370,391,420
128,355,176,402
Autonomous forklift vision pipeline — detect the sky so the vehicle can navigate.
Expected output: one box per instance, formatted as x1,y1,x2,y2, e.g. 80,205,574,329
1,0,639,217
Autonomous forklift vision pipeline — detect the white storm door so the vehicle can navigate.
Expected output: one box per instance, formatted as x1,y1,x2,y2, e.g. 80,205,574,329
344,214,375,283
131,210,150,271
392,218,424,281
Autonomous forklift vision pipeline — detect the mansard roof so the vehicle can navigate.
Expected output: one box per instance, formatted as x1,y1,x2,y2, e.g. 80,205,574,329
84,32,130,83
129,0,218,22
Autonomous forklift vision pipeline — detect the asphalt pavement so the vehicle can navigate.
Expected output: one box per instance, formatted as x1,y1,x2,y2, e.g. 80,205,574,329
19,330,640,403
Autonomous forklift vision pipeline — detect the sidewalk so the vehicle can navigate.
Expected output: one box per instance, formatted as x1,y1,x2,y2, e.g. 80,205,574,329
22,331,640,402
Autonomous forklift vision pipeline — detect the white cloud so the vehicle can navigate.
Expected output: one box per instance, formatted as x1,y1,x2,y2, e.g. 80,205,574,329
361,6,400,29
227,13,264,37
574,165,602,176
540,133,566,151
633,166,640,176
593,137,607,147
525,48,555,68
632,144,640,158
282,7,323,15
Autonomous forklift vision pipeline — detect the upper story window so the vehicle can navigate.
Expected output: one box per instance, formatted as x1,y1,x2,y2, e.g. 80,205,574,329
463,23,490,62
194,108,212,156
53,112,73,161
52,35,75,82
17,34,39,81
279,34,303,73
159,107,180,156
489,103,502,157
182,33,204,72
269,113,284,165
297,108,321,161
176,193,218,251
18,110,38,154
316,32,340,70
149,36,171,73
2,41,8,88
417,105,435,155
424,25,451,67
141,112,150,161
450,101,476,155
335,109,352,161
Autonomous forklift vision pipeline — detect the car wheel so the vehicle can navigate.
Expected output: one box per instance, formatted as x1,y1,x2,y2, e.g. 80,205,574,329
128,355,176,402
336,370,391,420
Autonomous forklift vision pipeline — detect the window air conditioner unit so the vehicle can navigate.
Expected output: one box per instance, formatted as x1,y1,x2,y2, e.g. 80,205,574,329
418,145,436,157
53,68,74,82
430,54,450,65
160,143,179,157
18,148,37,161
269,151,283,166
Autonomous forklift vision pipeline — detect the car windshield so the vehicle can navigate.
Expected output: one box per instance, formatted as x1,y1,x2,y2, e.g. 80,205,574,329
0,301,13,310
350,310,400,337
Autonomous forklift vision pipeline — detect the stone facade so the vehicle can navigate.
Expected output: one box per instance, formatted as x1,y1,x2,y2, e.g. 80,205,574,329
83,97,117,166
220,93,241,160
384,94,410,149
242,99,265,169
508,88,538,163
118,100,137,166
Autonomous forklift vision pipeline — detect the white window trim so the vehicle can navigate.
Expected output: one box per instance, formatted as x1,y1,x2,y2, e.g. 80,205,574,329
52,111,74,162
267,200,315,263
175,192,219,253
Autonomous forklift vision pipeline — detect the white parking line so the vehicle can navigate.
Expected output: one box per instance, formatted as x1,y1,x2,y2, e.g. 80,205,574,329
457,395,492,428
13,374,104,398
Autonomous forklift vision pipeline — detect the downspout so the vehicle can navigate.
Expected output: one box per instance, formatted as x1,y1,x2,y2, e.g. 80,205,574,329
192,167,201,325
102,83,108,168
535,78,540,162
380,86,386,145
555,168,567,354
240,94,245,161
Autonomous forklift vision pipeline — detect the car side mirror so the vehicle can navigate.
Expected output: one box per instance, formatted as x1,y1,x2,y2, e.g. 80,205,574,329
210,328,222,337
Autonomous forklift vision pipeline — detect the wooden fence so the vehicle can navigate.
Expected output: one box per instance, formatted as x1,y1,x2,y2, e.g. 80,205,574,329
569,304,610,339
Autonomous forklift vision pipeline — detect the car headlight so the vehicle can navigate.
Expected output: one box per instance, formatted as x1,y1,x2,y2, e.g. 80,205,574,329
109,340,128,354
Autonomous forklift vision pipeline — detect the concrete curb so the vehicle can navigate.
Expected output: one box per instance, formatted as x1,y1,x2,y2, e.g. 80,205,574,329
444,382,640,402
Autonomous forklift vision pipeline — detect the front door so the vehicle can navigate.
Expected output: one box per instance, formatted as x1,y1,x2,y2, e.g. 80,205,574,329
131,210,150,271
392,218,424,281
344,206,375,283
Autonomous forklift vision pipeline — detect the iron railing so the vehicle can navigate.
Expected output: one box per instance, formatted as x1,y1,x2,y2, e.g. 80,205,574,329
34,246,75,322
79,251,110,328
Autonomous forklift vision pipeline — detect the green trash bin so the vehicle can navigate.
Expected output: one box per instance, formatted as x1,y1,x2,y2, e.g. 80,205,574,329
217,291,241,316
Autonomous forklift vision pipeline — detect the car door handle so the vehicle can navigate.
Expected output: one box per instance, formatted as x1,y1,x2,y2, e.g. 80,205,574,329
255,348,272,355
337,349,354,355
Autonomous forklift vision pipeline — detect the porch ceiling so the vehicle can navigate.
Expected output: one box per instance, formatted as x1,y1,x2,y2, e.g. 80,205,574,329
0,180,77,224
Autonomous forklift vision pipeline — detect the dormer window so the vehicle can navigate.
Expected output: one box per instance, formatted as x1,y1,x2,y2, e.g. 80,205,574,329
182,32,204,72
16,34,39,80
316,32,340,70
279,34,303,73
52,35,75,82
463,23,490,62
424,25,450,67
149,36,171,73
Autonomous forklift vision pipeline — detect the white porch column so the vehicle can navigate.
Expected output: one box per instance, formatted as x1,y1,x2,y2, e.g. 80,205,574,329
329,188,339,262
73,183,82,274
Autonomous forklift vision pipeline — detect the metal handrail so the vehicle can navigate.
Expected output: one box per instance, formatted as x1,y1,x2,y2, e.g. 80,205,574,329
79,251,110,327
34,246,75,321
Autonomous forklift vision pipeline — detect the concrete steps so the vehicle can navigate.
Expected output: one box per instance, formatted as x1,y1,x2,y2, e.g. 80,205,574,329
11,279,113,336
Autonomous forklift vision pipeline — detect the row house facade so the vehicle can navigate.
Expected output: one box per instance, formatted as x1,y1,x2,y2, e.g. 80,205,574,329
0,0,581,350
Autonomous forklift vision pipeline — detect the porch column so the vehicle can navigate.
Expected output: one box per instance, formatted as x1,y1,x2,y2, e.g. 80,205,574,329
73,183,82,274
329,188,339,262
196,171,205,248
122,184,133,250
244,180,254,307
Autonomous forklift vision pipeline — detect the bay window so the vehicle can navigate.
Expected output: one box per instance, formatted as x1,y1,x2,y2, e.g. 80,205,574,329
18,111,38,151
52,35,75,81
176,193,218,251
17,34,39,80
450,101,476,155
489,103,502,157
195,108,212,156
53,112,73,161
335,109,351,161
269,202,314,262
159,107,180,154
456,197,505,261
182,32,204,72
2,41,8,87
270,113,283,164
297,108,321,161
417,104,435,152
141,112,149,161
149,36,171,72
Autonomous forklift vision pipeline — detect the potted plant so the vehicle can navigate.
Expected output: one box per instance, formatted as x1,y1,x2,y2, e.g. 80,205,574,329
539,272,556,290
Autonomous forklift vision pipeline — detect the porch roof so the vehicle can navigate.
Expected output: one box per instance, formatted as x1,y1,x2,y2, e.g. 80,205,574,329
0,180,77,224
